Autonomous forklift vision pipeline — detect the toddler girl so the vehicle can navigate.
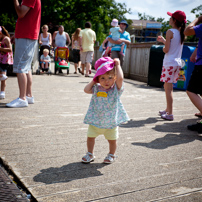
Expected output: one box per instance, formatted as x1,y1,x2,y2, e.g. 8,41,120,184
109,19,125,56
82,57,129,163
0,26,13,99
157,10,186,120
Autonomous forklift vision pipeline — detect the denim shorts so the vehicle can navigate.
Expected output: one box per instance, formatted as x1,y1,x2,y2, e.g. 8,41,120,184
13,38,37,74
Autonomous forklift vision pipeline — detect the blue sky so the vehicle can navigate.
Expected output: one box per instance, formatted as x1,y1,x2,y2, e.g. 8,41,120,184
115,0,201,22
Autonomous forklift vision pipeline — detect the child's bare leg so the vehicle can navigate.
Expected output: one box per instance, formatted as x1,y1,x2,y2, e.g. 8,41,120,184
45,62,48,68
120,44,125,54
104,140,117,163
82,137,95,161
0,72,6,91
41,63,44,68
164,82,173,115
87,137,95,153
108,140,117,155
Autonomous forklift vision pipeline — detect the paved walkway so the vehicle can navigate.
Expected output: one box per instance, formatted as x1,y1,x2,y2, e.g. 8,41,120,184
0,62,202,202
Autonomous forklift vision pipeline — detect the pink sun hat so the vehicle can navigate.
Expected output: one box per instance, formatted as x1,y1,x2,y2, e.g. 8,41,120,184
93,57,115,83
111,19,118,27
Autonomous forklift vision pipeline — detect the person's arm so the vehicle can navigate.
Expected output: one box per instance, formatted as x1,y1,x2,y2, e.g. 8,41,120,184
38,33,42,45
84,80,96,94
190,47,197,63
184,16,202,36
52,31,57,47
114,58,123,90
49,33,52,46
79,36,83,51
108,37,130,46
161,30,172,54
66,33,71,46
13,0,30,18
0,37,12,53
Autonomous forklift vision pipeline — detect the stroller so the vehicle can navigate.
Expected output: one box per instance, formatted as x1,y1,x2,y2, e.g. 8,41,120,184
36,45,52,75
54,47,70,74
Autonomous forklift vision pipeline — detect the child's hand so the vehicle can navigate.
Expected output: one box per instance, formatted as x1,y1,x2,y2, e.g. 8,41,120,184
114,58,120,66
157,35,165,43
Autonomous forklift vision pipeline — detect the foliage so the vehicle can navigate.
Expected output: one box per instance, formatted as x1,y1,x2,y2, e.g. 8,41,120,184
0,0,130,45
191,5,202,17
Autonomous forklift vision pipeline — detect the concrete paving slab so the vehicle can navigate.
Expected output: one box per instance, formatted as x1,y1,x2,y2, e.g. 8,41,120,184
0,62,202,201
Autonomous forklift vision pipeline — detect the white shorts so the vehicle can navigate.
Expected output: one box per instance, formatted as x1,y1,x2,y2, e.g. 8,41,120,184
160,66,181,83
13,38,37,74
80,51,93,64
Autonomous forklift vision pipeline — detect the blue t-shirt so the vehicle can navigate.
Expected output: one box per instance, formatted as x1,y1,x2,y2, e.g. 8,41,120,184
194,24,202,65
109,31,131,54
84,83,129,129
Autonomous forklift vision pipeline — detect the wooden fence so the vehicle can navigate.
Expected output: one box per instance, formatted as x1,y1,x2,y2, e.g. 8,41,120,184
93,42,155,83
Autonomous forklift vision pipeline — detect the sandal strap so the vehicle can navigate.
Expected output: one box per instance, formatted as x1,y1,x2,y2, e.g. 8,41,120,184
105,153,117,162
82,152,94,162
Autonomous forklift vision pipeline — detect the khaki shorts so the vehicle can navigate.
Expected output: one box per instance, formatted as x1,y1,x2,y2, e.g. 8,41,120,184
87,125,119,140
80,51,93,64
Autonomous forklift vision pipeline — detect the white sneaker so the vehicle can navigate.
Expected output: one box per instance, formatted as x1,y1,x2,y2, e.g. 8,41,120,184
6,98,28,108
26,96,34,104
0,91,5,99
0,74,8,81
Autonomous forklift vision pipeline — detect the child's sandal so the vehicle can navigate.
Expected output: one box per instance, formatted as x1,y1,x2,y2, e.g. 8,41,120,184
82,152,95,163
103,153,117,164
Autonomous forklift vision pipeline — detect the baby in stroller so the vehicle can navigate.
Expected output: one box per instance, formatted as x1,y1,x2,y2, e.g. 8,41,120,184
40,49,51,72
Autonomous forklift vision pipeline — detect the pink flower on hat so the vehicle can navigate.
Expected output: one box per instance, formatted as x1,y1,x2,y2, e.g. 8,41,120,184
93,57,115,83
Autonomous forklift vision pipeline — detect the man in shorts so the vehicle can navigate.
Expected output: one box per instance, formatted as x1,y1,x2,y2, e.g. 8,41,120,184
108,20,131,67
184,15,202,134
6,0,41,108
79,22,96,77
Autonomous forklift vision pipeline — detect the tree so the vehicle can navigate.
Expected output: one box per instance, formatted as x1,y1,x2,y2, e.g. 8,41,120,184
0,0,131,44
191,5,202,17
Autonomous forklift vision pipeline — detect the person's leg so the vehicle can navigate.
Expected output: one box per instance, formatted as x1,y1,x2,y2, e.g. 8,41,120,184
0,72,6,92
81,63,85,74
87,137,95,154
82,137,95,161
45,62,48,69
120,44,125,54
41,62,44,68
164,82,173,115
85,62,90,76
17,73,27,100
26,71,33,98
187,91,202,114
74,63,78,73
108,140,117,155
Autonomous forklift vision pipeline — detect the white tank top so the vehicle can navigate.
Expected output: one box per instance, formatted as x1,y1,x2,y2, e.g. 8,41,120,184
55,32,67,47
73,40,80,50
163,29,183,67
41,33,50,46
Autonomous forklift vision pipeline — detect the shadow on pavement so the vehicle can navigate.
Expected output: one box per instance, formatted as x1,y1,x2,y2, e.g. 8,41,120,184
0,102,7,108
33,162,108,184
120,117,161,128
132,119,202,149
